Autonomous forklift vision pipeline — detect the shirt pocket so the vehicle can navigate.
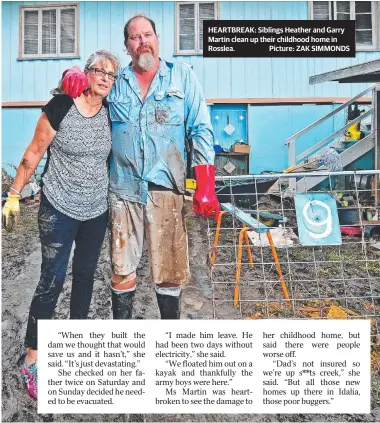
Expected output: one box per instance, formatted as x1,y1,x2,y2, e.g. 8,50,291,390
154,89,185,126
107,94,132,122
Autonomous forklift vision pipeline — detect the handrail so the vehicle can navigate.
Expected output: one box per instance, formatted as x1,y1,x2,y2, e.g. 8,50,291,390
284,84,375,145
296,108,373,162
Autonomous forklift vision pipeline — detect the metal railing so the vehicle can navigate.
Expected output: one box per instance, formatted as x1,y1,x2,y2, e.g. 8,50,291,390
284,84,376,191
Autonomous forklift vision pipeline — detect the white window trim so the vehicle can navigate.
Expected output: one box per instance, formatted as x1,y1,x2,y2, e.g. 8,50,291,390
309,1,379,51
19,3,79,60
175,2,219,56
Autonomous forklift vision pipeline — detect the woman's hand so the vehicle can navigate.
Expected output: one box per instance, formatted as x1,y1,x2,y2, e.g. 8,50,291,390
2,194,20,232
4,113,56,232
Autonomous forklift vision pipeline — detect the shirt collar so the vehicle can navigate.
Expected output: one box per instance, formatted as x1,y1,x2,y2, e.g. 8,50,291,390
122,58,169,80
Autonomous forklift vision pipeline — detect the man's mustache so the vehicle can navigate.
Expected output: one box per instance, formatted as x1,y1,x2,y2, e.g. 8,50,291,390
137,44,154,54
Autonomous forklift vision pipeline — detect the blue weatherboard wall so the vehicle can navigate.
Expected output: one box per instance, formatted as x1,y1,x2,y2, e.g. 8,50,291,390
3,1,380,101
248,103,347,174
2,1,380,174
2,108,42,173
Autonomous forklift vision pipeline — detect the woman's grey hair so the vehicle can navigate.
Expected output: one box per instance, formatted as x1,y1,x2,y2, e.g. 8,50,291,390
84,49,120,73
51,49,120,94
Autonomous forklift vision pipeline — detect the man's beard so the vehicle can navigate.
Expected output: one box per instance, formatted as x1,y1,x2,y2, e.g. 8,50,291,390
137,52,155,71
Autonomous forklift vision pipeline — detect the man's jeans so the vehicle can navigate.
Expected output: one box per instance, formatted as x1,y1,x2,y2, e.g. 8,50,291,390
25,192,108,350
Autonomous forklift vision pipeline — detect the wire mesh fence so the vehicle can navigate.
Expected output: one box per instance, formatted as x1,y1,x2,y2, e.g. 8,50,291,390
208,170,380,360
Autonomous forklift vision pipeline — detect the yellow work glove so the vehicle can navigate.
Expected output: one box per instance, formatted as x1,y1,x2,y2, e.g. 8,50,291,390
2,194,20,232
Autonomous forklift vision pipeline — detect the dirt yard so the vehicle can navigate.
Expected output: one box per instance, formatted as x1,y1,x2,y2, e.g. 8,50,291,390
2,201,380,422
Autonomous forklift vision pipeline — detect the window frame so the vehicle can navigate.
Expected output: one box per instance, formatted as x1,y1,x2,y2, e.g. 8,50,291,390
309,1,379,51
175,1,219,55
18,3,80,60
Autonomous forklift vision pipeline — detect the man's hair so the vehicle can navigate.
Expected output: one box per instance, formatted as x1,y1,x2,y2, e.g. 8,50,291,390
124,13,157,43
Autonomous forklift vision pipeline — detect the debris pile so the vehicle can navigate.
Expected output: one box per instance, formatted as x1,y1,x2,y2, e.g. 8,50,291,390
2,169,14,196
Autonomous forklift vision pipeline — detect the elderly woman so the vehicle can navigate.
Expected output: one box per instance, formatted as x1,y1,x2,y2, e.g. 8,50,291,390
2,50,120,399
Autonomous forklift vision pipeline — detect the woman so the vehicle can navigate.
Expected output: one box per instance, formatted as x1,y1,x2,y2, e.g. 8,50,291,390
2,50,120,399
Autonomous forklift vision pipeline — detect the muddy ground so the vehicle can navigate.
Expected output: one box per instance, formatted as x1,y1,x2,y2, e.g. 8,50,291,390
2,201,380,422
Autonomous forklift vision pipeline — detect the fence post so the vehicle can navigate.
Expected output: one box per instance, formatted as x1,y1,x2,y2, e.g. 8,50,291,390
288,140,296,192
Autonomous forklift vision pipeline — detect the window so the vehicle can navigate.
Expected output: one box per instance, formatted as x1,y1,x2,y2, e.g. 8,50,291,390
19,4,79,59
176,2,218,54
310,1,379,50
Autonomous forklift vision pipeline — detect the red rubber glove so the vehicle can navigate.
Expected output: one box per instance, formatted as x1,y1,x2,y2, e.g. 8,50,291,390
193,164,220,221
62,66,89,98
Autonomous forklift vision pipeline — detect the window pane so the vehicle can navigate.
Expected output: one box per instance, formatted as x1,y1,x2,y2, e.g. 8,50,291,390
24,40,38,55
199,3,215,50
42,24,56,38
180,35,195,51
24,10,38,54
60,8,76,54
42,10,57,54
356,14,372,30
356,1,371,13
313,1,330,20
355,1,373,45
24,10,38,25
61,38,75,54
337,13,350,20
179,3,195,51
24,25,38,40
336,1,350,13
42,39,56,54
356,30,373,45
42,9,56,25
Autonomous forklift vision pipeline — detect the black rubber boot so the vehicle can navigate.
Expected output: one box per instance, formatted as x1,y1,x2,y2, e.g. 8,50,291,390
156,291,182,319
111,289,135,319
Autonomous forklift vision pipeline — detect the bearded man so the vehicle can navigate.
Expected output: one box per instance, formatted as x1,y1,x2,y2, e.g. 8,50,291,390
62,14,220,320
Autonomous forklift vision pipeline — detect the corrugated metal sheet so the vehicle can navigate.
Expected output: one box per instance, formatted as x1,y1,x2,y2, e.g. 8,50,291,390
2,1,380,101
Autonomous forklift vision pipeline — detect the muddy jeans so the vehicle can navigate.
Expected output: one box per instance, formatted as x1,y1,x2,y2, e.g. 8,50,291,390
25,192,108,350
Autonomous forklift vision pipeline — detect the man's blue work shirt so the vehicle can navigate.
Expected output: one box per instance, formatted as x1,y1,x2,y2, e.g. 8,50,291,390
107,59,215,204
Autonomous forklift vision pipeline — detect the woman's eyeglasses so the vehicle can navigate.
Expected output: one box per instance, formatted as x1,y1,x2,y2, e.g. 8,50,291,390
86,67,118,81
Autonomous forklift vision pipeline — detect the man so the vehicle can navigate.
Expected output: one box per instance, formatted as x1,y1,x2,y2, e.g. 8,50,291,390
63,14,220,320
